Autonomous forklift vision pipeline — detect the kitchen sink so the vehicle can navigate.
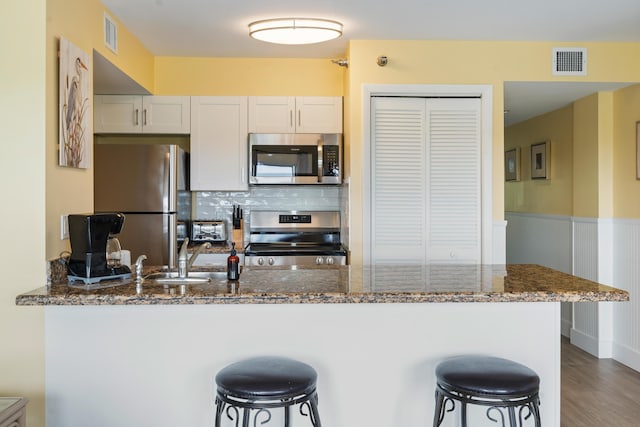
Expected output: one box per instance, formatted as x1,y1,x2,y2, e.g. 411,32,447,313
144,270,229,285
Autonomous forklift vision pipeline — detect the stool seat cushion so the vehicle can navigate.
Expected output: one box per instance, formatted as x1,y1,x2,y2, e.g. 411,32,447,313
436,356,540,396
216,356,318,399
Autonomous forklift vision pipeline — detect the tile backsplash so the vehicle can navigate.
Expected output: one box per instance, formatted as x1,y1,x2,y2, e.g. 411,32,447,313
194,186,347,244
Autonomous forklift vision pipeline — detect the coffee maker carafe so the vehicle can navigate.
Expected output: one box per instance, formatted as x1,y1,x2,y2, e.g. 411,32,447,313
67,213,132,284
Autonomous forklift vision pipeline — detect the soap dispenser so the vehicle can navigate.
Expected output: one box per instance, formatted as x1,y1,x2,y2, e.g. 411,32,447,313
227,242,240,281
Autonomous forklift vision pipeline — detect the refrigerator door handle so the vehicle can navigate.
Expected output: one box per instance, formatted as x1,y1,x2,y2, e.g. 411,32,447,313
167,214,178,268
164,146,178,213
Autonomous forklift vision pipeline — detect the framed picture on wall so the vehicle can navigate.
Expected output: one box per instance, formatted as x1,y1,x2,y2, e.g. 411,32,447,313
505,148,520,181
59,36,91,169
636,121,640,179
531,141,550,180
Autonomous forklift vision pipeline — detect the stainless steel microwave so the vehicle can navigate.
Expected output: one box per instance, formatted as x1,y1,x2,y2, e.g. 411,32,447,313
249,133,342,185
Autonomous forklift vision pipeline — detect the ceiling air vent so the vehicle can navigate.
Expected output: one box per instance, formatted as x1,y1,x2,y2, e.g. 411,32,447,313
552,47,586,76
104,13,118,54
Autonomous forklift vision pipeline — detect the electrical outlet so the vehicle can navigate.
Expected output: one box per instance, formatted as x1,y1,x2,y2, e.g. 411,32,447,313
60,215,69,240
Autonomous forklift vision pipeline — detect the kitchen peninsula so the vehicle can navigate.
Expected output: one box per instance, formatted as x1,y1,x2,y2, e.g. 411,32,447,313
17,265,627,427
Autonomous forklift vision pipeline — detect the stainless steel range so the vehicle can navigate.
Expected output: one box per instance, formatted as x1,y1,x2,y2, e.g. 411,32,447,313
244,210,347,267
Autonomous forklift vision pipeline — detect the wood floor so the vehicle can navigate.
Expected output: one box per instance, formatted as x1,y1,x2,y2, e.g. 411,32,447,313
561,337,640,426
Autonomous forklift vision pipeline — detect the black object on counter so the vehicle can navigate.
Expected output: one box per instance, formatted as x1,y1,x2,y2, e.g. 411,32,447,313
232,204,243,229
67,213,132,284
227,242,240,280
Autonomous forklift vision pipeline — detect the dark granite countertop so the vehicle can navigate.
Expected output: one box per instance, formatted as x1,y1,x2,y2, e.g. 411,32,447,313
16,264,628,306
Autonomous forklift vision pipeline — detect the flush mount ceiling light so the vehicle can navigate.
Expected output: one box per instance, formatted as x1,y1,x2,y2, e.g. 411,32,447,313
248,18,343,45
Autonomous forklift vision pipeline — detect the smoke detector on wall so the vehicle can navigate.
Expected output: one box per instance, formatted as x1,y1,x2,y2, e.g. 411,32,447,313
552,47,586,76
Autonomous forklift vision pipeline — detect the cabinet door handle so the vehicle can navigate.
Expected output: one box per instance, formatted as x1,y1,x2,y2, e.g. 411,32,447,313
241,167,246,184
298,110,301,127
134,109,139,126
143,109,147,126
290,110,293,128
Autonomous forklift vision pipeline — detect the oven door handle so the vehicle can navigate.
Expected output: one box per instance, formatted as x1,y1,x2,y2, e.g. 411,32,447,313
317,138,323,183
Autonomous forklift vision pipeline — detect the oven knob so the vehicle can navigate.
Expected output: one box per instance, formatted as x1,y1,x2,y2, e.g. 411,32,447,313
268,257,275,265
316,257,324,265
257,257,264,266
326,257,334,265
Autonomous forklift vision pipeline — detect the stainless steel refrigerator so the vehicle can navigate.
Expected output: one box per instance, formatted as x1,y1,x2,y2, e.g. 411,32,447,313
94,142,190,267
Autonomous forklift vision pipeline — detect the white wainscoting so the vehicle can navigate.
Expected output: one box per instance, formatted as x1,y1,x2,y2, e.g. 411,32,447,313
506,212,640,370
505,212,573,336
612,219,640,372
571,218,606,357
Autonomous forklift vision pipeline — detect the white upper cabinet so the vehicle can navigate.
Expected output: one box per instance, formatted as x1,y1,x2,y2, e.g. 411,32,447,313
190,96,248,191
248,96,342,133
94,95,190,134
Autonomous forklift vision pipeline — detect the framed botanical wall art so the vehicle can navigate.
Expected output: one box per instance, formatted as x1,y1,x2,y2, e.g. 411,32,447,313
637,121,640,180
505,147,520,181
59,37,91,168
531,141,550,180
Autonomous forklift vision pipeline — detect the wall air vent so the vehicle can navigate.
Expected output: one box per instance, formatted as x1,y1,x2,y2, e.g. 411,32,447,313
552,47,586,76
104,13,118,54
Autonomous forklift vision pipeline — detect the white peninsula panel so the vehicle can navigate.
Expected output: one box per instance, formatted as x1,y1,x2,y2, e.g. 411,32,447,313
46,302,560,427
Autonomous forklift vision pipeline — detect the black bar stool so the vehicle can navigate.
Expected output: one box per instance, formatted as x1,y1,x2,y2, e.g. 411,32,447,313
214,356,321,427
433,356,541,427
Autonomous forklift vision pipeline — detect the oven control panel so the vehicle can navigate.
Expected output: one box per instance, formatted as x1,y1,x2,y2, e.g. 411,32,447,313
279,214,312,224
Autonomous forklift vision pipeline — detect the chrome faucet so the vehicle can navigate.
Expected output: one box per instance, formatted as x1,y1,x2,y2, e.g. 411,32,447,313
134,254,147,281
177,237,211,278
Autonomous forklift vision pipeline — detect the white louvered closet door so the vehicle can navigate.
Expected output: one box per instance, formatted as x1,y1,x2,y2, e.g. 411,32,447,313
371,98,427,262
370,97,481,264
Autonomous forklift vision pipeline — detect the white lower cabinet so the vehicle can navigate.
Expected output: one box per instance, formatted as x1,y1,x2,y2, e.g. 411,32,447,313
190,96,248,191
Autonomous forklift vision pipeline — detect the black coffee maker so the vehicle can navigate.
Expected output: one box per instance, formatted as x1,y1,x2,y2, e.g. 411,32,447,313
67,213,132,284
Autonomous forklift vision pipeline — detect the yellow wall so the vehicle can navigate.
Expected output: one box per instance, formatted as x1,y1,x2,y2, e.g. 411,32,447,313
505,106,574,215
506,86,635,220
573,91,616,219
613,84,640,217
595,92,614,218
344,40,640,264
155,57,345,95
1,1,46,425
572,94,600,217
45,0,154,260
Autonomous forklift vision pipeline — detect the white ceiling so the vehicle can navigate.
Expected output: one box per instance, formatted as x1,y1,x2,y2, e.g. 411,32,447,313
97,0,640,124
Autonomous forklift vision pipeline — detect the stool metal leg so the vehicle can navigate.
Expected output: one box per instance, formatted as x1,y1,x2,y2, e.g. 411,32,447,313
284,405,290,427
460,399,468,427
214,398,224,427
524,400,541,427
309,394,322,427
433,389,458,427
433,389,445,427
507,406,517,427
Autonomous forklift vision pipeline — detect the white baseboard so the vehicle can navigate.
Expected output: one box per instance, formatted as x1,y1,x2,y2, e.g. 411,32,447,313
561,318,572,337
613,342,640,373
570,328,613,358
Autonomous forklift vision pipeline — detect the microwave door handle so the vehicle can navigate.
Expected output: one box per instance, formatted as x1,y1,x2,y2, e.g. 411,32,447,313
317,140,323,183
